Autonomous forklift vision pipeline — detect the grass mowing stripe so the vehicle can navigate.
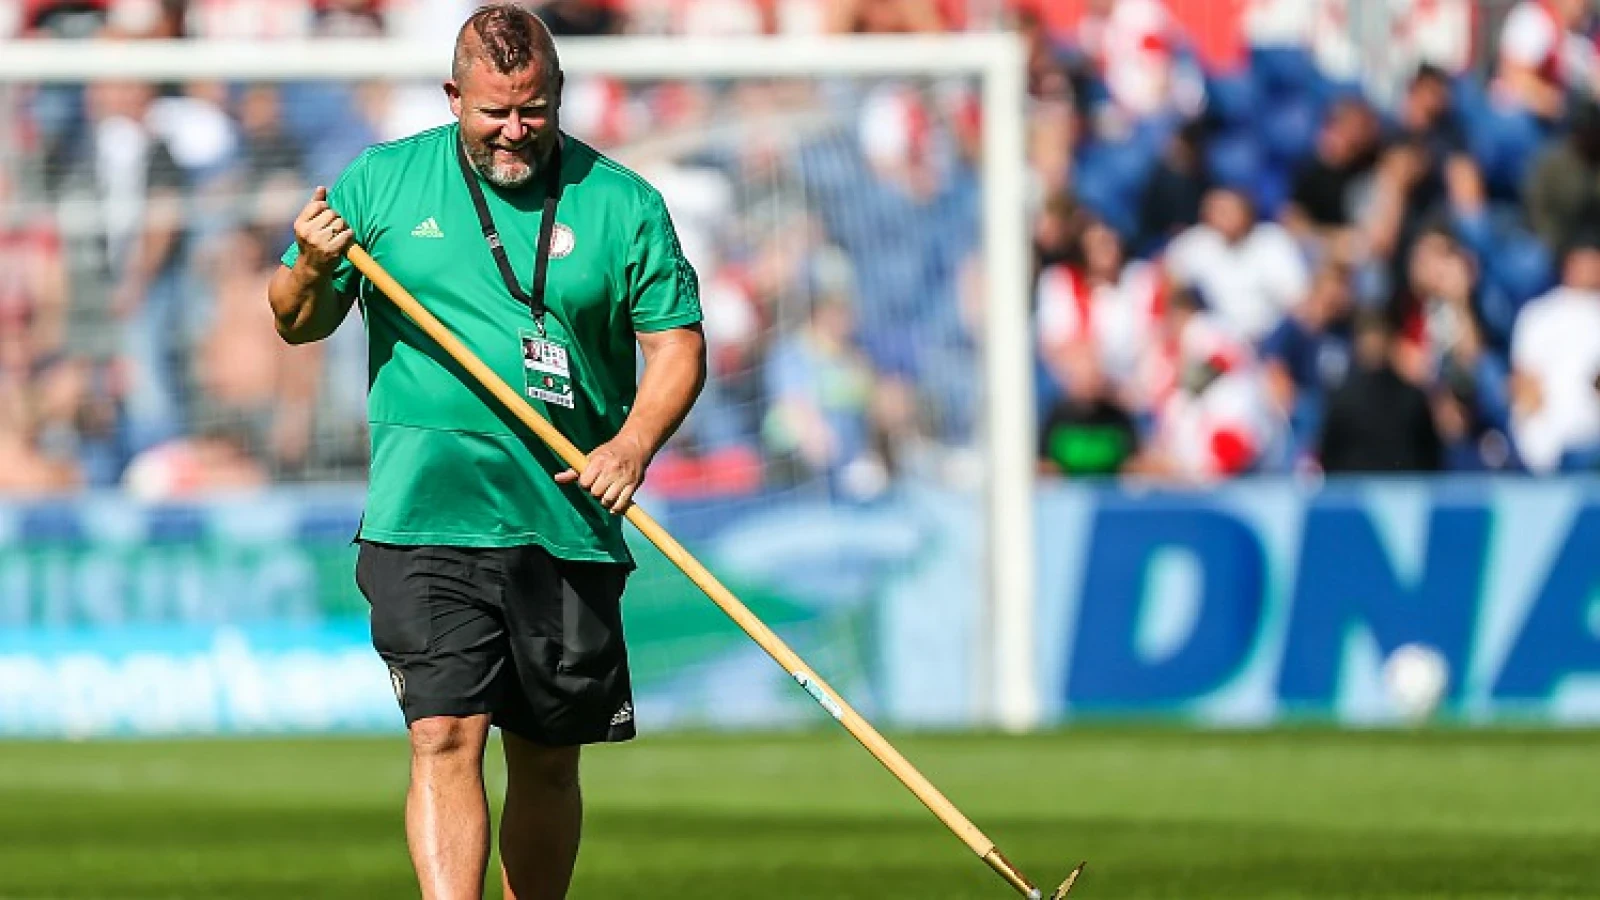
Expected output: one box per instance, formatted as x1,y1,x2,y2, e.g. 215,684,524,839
0,728,1593,899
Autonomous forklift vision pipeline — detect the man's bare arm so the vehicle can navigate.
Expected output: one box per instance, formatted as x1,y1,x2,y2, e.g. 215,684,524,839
616,323,708,457
268,186,356,345
556,324,707,513
268,263,356,345
113,185,183,318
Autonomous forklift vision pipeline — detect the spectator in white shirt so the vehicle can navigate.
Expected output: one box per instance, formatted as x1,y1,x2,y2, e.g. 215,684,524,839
1165,186,1311,343
1510,231,1600,472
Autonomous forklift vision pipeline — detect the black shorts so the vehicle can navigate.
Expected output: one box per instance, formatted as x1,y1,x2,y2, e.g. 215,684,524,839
354,540,635,746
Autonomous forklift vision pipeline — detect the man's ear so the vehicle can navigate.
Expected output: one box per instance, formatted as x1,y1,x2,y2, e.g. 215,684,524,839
555,71,565,107
444,80,463,118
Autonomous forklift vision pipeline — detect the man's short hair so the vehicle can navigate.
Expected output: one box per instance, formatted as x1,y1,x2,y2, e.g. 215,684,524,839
453,3,559,84
1562,224,1600,263
1410,62,1452,91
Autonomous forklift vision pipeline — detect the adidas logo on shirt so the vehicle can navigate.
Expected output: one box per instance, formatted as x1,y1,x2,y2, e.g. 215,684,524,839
411,217,445,238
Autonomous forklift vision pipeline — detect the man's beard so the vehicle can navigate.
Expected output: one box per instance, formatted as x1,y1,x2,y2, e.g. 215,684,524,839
467,140,538,189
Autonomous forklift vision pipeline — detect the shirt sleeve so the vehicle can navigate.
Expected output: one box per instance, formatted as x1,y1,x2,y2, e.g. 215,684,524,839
279,150,370,301
1510,300,1545,370
628,188,703,333
1163,229,1202,286
1035,266,1081,348
1258,226,1311,310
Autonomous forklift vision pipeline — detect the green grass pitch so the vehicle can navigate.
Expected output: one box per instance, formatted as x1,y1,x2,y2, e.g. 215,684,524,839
0,727,1595,898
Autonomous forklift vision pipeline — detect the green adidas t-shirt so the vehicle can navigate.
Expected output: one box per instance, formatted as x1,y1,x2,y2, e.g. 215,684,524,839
282,125,701,561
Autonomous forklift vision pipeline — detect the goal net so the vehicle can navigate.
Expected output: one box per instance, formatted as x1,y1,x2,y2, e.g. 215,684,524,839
0,35,1034,735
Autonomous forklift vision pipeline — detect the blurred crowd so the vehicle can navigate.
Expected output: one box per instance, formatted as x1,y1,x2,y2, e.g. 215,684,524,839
1031,0,1600,484
0,0,1598,500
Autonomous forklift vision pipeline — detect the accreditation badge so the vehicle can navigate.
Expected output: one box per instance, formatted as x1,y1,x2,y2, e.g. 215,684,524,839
521,328,576,409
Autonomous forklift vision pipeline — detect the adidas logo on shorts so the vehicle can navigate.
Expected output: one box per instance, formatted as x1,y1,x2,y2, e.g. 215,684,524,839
609,701,634,727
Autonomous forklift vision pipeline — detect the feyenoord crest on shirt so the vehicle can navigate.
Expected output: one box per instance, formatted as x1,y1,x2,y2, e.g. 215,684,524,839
549,223,575,259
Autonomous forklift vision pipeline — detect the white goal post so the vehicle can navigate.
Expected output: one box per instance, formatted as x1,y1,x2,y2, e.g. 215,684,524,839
0,33,1039,732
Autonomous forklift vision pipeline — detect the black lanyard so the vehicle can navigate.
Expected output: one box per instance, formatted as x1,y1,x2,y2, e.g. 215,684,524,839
456,133,563,335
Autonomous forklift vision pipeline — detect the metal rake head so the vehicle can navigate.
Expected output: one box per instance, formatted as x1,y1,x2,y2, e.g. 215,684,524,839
991,851,1085,900
1049,862,1086,899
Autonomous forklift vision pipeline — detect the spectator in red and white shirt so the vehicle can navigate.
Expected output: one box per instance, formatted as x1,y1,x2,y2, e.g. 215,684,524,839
1076,0,1204,127
1036,209,1165,412
1132,288,1283,482
1496,0,1596,120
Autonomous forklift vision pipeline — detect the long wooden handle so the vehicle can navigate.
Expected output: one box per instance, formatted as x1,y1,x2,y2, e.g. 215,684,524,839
346,244,1042,896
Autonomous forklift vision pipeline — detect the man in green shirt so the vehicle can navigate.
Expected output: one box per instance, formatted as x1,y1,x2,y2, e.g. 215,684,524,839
266,6,705,897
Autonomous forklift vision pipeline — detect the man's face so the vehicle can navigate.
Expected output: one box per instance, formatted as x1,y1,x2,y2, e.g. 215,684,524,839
239,85,283,135
1408,233,1448,293
1319,102,1375,164
1565,247,1600,291
1203,190,1253,243
88,80,154,123
1402,77,1446,130
1307,272,1351,325
447,58,562,189
1081,222,1123,278
813,298,855,342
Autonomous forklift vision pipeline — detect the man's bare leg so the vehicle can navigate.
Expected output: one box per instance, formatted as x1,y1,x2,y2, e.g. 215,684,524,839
407,714,494,900
498,734,582,900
